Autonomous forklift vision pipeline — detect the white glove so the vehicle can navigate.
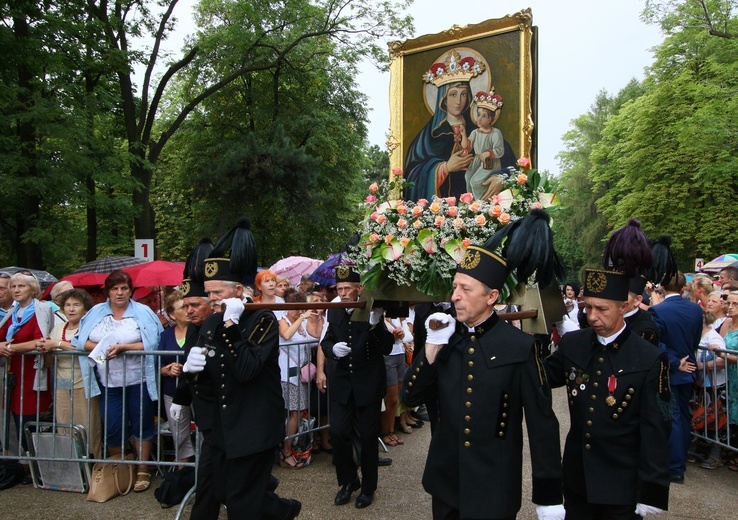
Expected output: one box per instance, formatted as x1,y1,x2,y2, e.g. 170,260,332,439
222,297,244,324
169,403,184,422
536,504,565,520
369,307,384,326
183,347,207,373
425,313,455,345
332,341,351,358
635,504,663,516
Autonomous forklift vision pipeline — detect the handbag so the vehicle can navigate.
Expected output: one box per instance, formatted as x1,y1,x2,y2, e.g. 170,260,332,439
86,453,135,503
300,362,317,383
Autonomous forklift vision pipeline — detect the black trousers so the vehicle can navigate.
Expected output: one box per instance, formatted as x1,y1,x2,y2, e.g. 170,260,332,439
564,487,640,520
190,440,220,520
330,394,381,495
432,496,516,520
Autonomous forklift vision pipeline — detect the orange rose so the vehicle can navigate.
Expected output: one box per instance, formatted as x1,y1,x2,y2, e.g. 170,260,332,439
417,198,428,208
413,220,424,230
462,238,471,248
370,233,381,243
499,213,511,225
376,214,388,224
384,234,395,244
447,206,458,217
475,215,486,226
530,201,543,210
453,218,465,230
445,197,457,206
369,182,379,193
400,237,410,247
397,204,407,215
370,211,380,221
516,173,528,185
434,216,445,227
411,206,423,218
490,204,503,217
469,202,481,213
430,202,442,214
397,218,408,230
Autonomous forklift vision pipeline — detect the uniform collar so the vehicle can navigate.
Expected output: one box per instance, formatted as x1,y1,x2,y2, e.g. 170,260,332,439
466,311,499,337
595,325,630,350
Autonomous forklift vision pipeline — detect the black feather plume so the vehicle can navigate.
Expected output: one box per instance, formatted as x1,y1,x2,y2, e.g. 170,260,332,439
211,217,258,279
184,237,214,282
601,219,653,277
483,209,565,287
649,235,677,285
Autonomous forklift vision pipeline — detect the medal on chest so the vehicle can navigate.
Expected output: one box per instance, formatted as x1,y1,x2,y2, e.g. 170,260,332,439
605,375,617,406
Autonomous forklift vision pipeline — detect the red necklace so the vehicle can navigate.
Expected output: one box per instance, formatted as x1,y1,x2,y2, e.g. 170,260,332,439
61,322,78,342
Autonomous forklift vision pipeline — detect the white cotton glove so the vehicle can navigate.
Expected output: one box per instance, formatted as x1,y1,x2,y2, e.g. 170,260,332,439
183,347,207,374
169,403,184,422
332,341,351,358
222,297,244,324
536,504,565,520
425,313,455,345
369,307,384,326
635,504,663,516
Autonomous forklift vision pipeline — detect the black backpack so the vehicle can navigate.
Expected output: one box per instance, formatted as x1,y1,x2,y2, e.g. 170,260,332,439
154,466,195,509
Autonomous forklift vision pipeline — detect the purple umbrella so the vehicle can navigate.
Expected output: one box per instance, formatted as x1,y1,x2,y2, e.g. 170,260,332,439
309,253,346,287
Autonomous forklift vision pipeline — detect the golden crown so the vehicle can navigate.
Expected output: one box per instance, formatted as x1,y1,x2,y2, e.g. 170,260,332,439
423,50,485,88
472,89,503,113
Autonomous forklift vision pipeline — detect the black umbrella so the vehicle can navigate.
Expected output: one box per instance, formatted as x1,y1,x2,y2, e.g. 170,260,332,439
0,266,58,289
72,256,147,274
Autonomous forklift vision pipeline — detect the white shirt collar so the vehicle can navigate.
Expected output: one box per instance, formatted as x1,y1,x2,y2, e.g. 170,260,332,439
597,323,626,345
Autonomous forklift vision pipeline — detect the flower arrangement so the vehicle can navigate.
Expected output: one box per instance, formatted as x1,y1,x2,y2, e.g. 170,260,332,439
347,160,559,299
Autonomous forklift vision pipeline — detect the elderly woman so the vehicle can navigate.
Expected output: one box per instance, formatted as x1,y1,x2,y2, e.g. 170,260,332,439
706,290,728,331
0,271,53,457
73,269,162,492
158,290,195,463
46,289,102,459
276,276,291,299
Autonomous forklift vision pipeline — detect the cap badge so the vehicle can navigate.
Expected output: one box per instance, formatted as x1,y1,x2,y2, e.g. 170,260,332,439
460,250,481,270
586,271,607,293
204,261,218,279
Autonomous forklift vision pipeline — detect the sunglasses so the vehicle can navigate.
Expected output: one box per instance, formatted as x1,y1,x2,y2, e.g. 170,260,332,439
721,294,729,301
17,269,37,280
0,272,10,279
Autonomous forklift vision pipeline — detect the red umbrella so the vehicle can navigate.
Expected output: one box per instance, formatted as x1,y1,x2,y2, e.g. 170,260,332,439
40,272,109,299
122,261,185,288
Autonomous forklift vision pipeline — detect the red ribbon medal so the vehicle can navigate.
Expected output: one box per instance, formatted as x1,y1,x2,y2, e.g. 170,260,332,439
606,375,617,406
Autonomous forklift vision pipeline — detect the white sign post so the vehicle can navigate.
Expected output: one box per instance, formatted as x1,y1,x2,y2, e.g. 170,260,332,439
694,258,704,271
135,239,154,262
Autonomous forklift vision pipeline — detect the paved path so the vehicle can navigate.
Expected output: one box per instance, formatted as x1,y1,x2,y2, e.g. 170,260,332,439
1,388,737,518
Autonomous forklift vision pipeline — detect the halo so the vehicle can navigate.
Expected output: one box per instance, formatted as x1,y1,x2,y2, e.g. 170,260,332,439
423,47,492,115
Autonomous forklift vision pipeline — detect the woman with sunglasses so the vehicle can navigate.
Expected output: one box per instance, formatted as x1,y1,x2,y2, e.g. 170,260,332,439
0,271,54,459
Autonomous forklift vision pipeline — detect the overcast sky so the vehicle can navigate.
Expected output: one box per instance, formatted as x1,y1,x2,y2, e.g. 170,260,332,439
356,0,665,175
165,1,664,176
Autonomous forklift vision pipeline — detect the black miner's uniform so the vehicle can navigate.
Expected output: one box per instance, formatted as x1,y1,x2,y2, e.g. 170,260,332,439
402,312,563,519
545,327,671,513
624,307,660,347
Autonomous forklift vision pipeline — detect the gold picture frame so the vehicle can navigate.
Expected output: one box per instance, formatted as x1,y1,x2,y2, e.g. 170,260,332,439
387,9,536,201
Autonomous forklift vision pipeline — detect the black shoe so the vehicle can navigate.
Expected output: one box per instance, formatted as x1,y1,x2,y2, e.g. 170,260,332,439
268,475,280,493
670,474,684,484
378,457,392,467
334,478,361,505
412,406,430,422
284,499,302,519
355,493,374,509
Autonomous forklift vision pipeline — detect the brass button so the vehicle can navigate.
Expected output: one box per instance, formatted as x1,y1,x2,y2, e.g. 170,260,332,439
470,336,477,342
593,382,599,388
468,361,474,368
221,384,225,389
408,382,413,387
585,433,590,438
625,394,632,401
412,375,417,380
500,422,505,428
468,348,475,354
464,428,470,435
467,374,473,381
598,357,604,363
502,413,508,418
586,420,592,426
622,402,628,408
617,407,623,413
591,394,596,400
498,431,504,437
503,403,508,408
628,388,635,395
613,413,619,419
220,354,224,358
585,444,591,450
588,407,594,413
504,393,509,399
466,387,472,394
464,415,471,422
465,402,471,408
222,404,227,409
416,367,420,373
464,441,471,447
596,370,601,376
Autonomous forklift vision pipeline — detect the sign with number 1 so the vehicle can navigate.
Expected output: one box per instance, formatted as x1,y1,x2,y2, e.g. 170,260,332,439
135,239,154,261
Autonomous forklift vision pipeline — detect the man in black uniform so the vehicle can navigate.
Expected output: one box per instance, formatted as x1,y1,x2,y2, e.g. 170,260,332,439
321,264,394,509
181,220,300,520
545,268,671,519
402,245,564,520
624,275,660,346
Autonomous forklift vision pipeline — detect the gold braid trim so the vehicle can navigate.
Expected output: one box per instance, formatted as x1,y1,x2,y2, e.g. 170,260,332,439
248,315,274,345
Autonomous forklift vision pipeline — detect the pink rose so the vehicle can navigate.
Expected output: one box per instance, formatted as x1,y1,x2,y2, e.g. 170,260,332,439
430,202,442,214
462,238,471,248
376,214,388,224
447,206,458,217
517,173,528,185
445,197,457,206
397,218,408,229
498,213,511,225
384,234,395,244
516,157,531,169
365,195,377,204
460,192,474,204
413,220,424,230
400,237,410,247
435,216,445,228
453,218,465,230
530,201,543,210
370,211,379,221
392,167,404,177
417,198,428,208
490,205,503,217
411,206,423,218
397,204,407,215
370,233,381,243
475,215,486,226
369,182,379,193
469,202,481,213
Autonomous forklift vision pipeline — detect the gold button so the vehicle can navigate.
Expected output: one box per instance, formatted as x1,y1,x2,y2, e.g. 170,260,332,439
596,370,602,376
502,413,508,418
412,375,417,380
465,415,471,422
464,441,471,447
622,402,628,408
466,387,472,394
613,413,619,419
468,361,474,368
598,357,604,363
504,394,509,399
464,428,470,435
222,404,227,409
588,407,594,413
468,348,475,354
593,382,599,388
465,402,471,408
586,420,592,426
625,395,631,401
470,336,477,342
503,403,508,408
585,444,591,450
467,374,473,381
585,433,590,438
617,407,623,413
498,431,504,437
416,367,420,373
408,382,413,387
221,384,225,388
628,388,635,394
591,394,596,400
500,422,505,428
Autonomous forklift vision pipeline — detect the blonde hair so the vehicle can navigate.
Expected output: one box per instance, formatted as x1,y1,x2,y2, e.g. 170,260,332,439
10,272,41,298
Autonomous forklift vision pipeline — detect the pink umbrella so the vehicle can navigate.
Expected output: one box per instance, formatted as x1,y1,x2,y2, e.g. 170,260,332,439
269,256,322,286
122,260,186,288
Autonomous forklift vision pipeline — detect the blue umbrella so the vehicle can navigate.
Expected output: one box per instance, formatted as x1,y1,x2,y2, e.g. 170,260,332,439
309,252,346,287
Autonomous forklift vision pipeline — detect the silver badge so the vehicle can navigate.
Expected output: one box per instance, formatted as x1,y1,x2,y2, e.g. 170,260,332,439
571,389,578,397
580,384,586,391
207,349,215,358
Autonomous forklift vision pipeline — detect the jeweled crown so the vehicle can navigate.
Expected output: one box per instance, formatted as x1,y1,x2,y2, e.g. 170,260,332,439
423,50,485,87
472,89,503,113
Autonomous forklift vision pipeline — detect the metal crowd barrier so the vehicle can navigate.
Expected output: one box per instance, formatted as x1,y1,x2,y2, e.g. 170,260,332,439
692,345,738,457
